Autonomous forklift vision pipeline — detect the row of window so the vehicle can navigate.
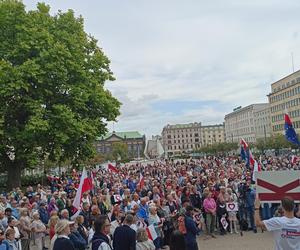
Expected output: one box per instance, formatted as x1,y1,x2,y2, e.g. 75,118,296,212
166,133,200,139
271,98,300,112
270,84,300,103
260,110,300,123
273,120,300,131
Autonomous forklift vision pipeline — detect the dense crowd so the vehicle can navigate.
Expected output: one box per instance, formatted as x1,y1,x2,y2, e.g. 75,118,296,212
0,155,300,250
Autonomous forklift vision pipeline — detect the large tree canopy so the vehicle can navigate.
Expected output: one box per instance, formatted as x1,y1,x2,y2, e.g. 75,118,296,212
0,0,121,189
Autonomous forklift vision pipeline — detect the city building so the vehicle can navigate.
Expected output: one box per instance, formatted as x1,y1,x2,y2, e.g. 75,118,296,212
224,103,270,143
161,122,225,157
162,123,202,157
201,124,225,146
268,70,300,134
95,131,146,159
253,105,272,140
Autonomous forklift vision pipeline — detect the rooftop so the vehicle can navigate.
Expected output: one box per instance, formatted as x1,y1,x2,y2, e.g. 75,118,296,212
97,131,144,140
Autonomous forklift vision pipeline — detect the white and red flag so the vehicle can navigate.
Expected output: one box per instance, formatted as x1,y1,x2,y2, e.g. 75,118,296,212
146,224,158,241
291,155,299,165
138,172,144,189
72,167,93,209
108,163,119,173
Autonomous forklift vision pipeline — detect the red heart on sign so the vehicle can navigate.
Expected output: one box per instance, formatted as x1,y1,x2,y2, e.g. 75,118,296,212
228,203,235,210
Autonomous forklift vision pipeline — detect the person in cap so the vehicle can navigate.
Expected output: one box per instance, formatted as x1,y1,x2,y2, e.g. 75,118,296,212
53,219,75,250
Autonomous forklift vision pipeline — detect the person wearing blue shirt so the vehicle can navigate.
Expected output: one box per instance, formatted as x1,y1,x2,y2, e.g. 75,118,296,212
245,184,257,233
136,198,149,224
38,202,50,225
184,206,201,250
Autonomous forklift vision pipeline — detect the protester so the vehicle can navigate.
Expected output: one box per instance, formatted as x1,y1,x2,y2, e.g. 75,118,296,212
169,230,186,250
136,228,155,250
255,196,300,250
31,211,47,250
53,219,75,250
184,205,201,250
113,214,136,250
0,154,298,249
91,215,112,250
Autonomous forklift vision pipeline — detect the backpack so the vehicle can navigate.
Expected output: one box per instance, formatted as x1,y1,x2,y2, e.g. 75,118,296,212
239,219,248,231
178,215,187,234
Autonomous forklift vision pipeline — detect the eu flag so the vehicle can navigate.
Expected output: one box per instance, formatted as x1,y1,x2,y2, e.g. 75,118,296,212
284,113,300,146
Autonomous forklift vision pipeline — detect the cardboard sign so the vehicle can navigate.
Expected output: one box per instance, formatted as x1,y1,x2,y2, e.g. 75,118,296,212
256,171,300,203
226,202,238,212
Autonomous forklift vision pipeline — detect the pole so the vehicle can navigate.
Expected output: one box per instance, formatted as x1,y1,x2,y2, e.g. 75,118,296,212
291,52,295,73
264,124,267,143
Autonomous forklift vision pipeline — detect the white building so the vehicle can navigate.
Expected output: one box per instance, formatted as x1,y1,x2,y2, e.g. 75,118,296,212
253,105,271,140
224,104,270,143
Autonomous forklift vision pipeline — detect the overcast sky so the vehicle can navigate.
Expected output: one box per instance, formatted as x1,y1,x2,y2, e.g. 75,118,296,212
24,0,300,138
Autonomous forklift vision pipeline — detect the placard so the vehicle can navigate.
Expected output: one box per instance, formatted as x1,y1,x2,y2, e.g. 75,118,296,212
256,170,300,203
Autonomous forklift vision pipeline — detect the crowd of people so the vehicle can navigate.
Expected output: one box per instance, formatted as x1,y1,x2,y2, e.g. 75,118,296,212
0,155,299,250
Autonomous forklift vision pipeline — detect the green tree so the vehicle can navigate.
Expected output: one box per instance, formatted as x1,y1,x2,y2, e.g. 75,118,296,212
110,142,129,162
0,1,120,189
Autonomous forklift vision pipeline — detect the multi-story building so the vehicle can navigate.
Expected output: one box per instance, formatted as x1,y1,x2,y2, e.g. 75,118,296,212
224,103,270,143
268,70,300,134
161,122,225,156
201,124,225,146
162,123,202,157
95,131,146,159
253,105,271,140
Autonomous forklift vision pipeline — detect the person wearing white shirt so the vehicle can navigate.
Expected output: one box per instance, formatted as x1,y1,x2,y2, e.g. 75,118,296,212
255,196,300,250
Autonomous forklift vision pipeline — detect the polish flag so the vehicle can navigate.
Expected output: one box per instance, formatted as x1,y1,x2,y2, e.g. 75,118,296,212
108,163,119,173
146,224,158,241
291,155,299,164
73,168,93,209
138,172,144,189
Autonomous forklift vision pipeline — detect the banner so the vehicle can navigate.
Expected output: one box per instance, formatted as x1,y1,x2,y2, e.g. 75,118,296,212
256,170,300,203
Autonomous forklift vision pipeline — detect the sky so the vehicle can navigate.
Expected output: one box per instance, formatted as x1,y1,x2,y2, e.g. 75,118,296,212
24,0,300,138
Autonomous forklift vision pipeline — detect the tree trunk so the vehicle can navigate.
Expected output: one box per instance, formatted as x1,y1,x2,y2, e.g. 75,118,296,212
7,161,22,190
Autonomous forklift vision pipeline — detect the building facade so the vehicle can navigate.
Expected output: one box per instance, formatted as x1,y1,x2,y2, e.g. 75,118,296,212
224,103,270,143
95,131,146,159
161,122,225,157
162,123,202,157
268,70,300,134
253,105,271,140
201,124,225,146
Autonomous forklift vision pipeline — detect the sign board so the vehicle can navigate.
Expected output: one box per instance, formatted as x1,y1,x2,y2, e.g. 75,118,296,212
226,202,238,212
256,170,300,203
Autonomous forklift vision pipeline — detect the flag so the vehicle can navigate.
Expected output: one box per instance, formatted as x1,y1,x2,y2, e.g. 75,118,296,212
108,163,119,173
146,224,158,241
291,155,299,164
72,167,93,209
252,160,262,181
138,172,144,189
240,138,255,167
284,113,300,145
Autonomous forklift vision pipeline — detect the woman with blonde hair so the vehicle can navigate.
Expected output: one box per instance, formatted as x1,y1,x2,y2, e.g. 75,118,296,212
136,228,155,250
48,215,59,240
